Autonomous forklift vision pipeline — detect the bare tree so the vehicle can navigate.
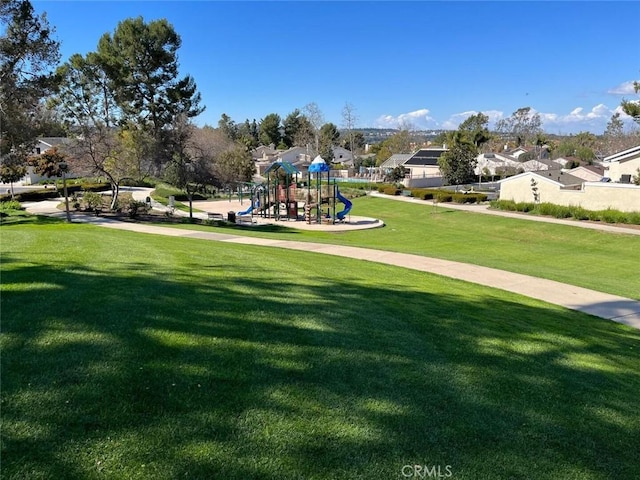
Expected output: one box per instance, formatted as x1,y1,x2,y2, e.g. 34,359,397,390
341,101,358,161
495,107,542,147
303,102,324,155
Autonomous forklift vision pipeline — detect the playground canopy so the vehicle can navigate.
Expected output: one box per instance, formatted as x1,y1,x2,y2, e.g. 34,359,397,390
308,155,330,173
264,160,300,175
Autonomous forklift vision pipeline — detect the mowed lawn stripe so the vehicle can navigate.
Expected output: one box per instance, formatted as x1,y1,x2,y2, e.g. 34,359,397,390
2,223,639,479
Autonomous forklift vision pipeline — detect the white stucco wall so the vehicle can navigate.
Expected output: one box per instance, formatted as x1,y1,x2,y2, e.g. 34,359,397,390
499,173,640,212
605,156,640,182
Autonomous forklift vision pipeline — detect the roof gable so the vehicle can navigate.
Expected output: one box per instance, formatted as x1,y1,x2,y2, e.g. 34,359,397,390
604,145,640,163
498,169,583,187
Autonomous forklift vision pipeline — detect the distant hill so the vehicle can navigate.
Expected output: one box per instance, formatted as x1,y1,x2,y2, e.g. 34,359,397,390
349,128,452,144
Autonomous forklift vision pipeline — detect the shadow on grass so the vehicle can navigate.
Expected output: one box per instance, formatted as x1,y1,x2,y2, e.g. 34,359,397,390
0,213,66,226
2,253,639,479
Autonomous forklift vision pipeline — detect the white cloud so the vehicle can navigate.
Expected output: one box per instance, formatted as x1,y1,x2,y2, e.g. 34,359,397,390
374,108,436,130
441,110,504,130
607,80,638,95
539,103,636,133
374,104,635,135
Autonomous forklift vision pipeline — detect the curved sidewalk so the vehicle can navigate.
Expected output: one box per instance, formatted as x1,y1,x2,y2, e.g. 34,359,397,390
19,197,640,329
28,211,639,330
369,191,640,235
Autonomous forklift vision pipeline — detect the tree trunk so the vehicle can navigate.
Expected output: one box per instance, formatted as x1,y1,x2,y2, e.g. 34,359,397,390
110,183,120,210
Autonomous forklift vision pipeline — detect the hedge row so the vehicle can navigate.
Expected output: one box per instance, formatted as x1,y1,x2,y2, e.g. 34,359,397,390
377,185,488,204
491,200,640,225
0,182,111,203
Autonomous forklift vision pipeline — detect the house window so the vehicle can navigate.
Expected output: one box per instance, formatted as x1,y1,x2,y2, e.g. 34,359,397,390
36,148,41,154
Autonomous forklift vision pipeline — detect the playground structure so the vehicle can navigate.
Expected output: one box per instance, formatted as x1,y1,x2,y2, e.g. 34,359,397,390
235,158,353,225
305,156,352,224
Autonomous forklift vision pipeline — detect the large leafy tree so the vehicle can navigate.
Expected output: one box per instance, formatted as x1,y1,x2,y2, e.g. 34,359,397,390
621,81,640,124
496,106,542,147
319,122,340,162
282,109,313,148
213,145,255,187
438,129,478,185
236,118,259,149
96,16,204,167
53,52,126,209
258,113,281,147
374,128,414,166
602,112,638,156
218,113,238,141
458,112,491,150
0,152,26,197
0,0,60,168
163,115,214,219
28,145,67,178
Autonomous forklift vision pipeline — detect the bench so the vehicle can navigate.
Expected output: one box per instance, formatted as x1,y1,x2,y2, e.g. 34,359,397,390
236,214,256,224
207,212,225,221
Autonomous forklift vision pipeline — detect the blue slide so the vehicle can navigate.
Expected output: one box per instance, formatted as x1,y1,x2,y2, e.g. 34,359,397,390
336,188,352,220
238,199,259,216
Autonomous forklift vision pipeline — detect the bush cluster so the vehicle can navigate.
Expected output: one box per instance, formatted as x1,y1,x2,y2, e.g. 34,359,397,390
383,186,401,196
490,200,640,225
0,200,22,211
0,190,59,202
377,186,487,204
66,182,111,194
117,195,151,218
153,185,207,202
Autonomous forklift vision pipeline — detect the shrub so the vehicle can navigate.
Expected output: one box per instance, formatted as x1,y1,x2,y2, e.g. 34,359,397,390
567,206,589,221
450,193,486,204
626,212,640,225
117,195,150,218
0,189,59,202
535,203,571,218
421,191,434,200
435,192,452,203
383,186,401,196
599,209,626,224
0,200,22,211
492,199,639,225
515,202,534,212
82,191,104,214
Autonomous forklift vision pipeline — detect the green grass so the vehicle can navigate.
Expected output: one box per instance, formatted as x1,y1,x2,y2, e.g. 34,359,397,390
163,196,640,300
2,222,639,479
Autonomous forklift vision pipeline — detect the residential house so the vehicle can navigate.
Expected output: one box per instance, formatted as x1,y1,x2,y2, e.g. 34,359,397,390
402,148,446,187
603,145,640,183
23,137,71,184
565,165,604,182
379,153,412,171
331,146,354,166
252,144,278,163
276,146,313,171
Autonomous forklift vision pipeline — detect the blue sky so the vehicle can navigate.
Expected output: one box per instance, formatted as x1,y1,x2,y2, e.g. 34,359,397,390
33,1,640,134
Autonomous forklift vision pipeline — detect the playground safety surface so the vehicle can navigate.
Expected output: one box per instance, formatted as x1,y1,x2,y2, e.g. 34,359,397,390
192,199,384,231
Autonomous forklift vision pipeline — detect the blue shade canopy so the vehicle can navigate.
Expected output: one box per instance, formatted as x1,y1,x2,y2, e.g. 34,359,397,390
308,155,329,173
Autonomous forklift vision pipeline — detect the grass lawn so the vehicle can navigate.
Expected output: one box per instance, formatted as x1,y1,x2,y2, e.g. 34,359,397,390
170,196,640,300
2,219,639,479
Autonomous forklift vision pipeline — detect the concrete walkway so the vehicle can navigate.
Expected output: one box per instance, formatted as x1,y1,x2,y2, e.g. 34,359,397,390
369,191,640,235
19,196,640,330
